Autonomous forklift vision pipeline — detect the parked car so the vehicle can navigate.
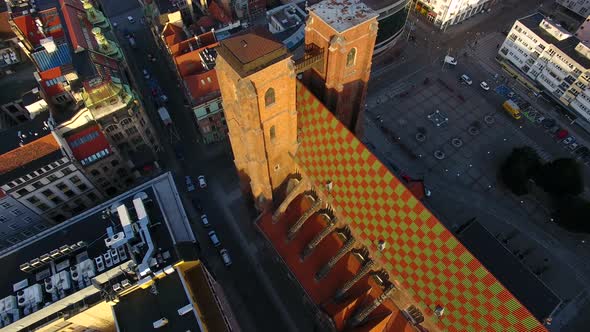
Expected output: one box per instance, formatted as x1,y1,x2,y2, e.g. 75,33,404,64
541,118,556,129
200,214,210,228
160,95,168,103
219,249,232,267
555,129,568,139
562,136,576,145
127,16,135,24
185,176,195,192
208,230,221,247
575,146,589,156
197,175,207,188
507,91,515,98
444,56,457,66
460,74,472,85
480,81,490,91
568,142,580,151
143,69,150,79
549,126,561,135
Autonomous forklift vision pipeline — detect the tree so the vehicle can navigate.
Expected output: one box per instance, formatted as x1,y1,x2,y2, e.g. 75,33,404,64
500,147,542,195
536,158,583,196
554,196,590,234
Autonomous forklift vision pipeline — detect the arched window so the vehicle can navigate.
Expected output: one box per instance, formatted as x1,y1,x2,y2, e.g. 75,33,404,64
265,88,275,107
346,48,356,67
270,126,276,141
120,118,132,127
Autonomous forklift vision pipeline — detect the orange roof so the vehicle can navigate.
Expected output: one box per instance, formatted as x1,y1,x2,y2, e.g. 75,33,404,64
294,82,547,332
39,66,67,97
0,135,61,175
175,50,206,77
60,0,97,52
162,23,185,48
259,194,415,331
184,69,220,102
12,15,45,47
208,0,232,25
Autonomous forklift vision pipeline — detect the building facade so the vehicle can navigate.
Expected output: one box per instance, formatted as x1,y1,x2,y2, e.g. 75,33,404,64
415,0,492,30
557,0,590,19
499,13,590,127
0,189,53,250
216,0,549,331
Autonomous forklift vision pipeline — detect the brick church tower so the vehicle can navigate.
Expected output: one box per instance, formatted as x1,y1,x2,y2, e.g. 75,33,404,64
303,0,378,135
216,29,298,207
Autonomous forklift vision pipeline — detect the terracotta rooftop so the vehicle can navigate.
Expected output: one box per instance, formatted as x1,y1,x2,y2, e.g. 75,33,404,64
12,14,45,47
0,134,61,175
0,11,16,40
184,69,220,102
60,0,98,52
162,23,186,48
308,0,378,33
219,28,285,65
293,82,547,332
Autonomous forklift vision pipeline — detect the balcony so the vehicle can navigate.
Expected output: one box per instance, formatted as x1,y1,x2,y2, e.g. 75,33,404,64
293,44,324,74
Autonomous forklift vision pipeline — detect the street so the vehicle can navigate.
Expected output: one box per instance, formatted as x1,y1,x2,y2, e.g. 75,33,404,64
95,0,318,331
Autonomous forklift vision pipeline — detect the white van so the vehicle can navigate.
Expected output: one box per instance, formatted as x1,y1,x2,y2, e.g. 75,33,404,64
444,56,457,65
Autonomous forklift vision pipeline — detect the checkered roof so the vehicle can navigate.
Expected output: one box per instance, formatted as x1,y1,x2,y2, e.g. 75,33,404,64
295,82,546,332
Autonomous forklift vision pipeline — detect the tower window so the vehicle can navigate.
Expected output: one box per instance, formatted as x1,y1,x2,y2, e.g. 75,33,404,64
270,125,276,142
265,88,275,107
346,48,356,67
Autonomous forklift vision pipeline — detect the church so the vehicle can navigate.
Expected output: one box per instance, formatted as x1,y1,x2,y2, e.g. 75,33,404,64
215,0,546,331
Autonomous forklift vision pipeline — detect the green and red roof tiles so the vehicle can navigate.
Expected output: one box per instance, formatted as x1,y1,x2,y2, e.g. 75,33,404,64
295,82,546,332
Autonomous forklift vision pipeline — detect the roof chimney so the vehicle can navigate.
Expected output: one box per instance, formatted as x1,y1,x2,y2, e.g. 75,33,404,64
241,40,248,47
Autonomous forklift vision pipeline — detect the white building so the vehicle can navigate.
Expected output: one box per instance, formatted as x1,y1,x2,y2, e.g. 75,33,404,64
416,0,492,30
499,13,590,127
556,0,590,19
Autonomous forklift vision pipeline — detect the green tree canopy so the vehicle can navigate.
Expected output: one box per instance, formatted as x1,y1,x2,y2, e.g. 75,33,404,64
500,147,542,196
536,158,583,196
554,196,590,234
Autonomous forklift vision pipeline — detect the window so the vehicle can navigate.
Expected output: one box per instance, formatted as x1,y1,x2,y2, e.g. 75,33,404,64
346,48,356,67
47,174,58,182
78,183,88,191
32,182,43,189
120,118,133,126
0,202,11,209
56,182,68,191
50,196,63,204
64,190,75,198
87,192,99,201
112,132,125,142
125,126,138,135
27,196,40,204
37,203,49,211
23,216,33,223
61,167,73,175
264,88,275,107
0,216,7,223
105,125,118,133
41,189,54,198
8,224,18,230
16,188,28,196
11,209,23,216
270,126,276,142
69,131,100,148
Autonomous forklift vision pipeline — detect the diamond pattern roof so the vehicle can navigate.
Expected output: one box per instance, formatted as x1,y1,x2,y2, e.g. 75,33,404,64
294,82,547,332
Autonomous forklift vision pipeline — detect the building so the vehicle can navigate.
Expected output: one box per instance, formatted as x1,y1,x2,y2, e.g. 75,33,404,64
0,10,21,74
216,0,548,331
415,0,492,30
0,91,37,132
557,0,590,19
0,189,53,251
267,0,410,55
498,13,590,130
161,23,229,143
0,111,103,224
0,172,237,331
7,0,161,195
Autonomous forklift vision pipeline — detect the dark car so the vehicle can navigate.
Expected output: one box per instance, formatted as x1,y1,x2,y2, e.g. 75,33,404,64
541,118,556,129
575,146,590,157
549,126,560,135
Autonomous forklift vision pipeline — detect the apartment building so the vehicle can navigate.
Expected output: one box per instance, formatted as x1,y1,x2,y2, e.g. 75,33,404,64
0,189,53,250
7,0,161,194
415,0,492,30
499,13,590,128
557,0,590,19
0,172,237,332
0,112,103,224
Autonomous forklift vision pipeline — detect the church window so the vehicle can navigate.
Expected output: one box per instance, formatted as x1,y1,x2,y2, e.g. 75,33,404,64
346,48,356,67
270,125,276,142
265,88,275,107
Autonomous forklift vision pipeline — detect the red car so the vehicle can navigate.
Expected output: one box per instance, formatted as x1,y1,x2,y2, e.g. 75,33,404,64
555,129,568,139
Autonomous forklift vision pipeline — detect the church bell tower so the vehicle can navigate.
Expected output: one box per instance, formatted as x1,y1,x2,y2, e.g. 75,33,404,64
303,0,378,135
216,29,298,208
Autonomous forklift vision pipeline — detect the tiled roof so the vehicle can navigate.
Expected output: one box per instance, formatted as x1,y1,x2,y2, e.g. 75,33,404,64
208,0,232,25
60,0,98,52
39,66,67,97
0,134,61,175
12,15,45,47
38,8,65,40
65,124,110,161
162,23,185,48
258,195,414,331
184,69,220,102
219,28,284,65
294,82,547,332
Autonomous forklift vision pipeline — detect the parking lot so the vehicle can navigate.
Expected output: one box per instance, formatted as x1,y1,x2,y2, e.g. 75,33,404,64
364,61,588,324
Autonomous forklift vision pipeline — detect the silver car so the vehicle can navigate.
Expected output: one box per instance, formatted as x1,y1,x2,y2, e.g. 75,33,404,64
185,176,195,192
